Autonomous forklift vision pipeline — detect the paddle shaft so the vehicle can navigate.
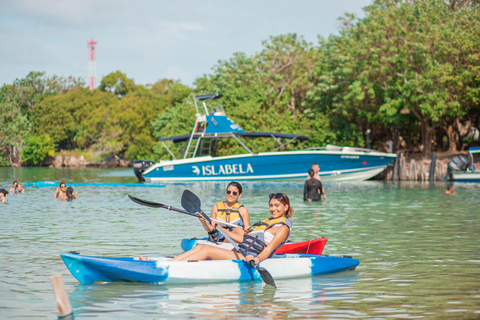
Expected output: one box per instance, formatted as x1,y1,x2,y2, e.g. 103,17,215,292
196,209,244,253
128,195,239,228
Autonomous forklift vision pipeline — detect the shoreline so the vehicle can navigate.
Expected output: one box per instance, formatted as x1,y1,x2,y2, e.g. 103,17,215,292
8,150,478,181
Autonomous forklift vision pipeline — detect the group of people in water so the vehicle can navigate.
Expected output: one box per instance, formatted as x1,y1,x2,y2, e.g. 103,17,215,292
53,181,78,200
0,180,78,204
0,181,25,203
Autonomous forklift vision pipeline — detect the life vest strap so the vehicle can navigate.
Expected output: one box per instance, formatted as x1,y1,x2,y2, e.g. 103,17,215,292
238,234,267,255
208,230,220,243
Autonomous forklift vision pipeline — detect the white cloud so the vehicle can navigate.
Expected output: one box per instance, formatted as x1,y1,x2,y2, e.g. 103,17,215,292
0,0,373,87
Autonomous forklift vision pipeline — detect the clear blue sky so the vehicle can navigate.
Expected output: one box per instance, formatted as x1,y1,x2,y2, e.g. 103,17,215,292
0,0,372,87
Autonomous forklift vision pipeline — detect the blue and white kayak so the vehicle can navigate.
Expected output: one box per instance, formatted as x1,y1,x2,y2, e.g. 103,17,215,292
60,252,359,285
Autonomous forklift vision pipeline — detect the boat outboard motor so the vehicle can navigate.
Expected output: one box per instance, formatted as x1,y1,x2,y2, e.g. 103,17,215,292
446,153,473,180
133,160,155,182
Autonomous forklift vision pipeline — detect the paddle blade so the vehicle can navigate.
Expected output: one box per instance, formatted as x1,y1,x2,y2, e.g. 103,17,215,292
250,261,276,288
128,195,163,208
181,190,202,214
258,267,276,288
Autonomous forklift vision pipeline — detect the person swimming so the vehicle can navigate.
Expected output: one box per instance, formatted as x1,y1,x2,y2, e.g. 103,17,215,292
54,182,67,199
9,181,25,194
0,188,8,203
445,184,455,194
65,187,78,200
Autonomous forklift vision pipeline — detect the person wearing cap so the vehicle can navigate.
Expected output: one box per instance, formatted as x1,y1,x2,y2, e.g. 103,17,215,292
0,188,8,203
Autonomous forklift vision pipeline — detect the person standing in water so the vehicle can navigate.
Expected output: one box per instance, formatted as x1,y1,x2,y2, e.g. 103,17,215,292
65,187,78,200
306,164,326,196
54,182,67,199
304,169,327,202
445,184,455,194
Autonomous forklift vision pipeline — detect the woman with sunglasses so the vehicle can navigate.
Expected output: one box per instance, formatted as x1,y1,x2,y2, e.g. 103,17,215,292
169,192,293,265
54,182,67,199
200,181,250,243
140,182,251,261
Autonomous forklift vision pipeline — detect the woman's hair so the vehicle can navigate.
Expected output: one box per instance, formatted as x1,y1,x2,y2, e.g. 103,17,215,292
227,181,243,194
308,169,315,187
13,181,18,187
66,187,74,199
269,193,294,218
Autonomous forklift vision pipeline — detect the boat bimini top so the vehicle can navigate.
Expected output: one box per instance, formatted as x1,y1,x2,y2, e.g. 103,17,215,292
159,94,310,160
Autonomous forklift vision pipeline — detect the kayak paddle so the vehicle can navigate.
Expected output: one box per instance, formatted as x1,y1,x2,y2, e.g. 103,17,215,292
128,195,240,229
181,189,276,288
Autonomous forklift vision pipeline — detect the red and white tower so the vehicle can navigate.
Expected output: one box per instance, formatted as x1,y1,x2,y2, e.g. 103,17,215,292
87,37,98,90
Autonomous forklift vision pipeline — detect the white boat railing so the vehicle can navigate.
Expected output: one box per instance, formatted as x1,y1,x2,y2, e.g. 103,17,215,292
303,145,387,154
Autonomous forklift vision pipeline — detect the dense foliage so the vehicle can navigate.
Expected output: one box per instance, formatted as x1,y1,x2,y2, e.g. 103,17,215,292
20,134,55,165
306,0,480,156
1,0,478,166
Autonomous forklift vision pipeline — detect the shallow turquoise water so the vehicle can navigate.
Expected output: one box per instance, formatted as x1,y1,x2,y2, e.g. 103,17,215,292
1,167,479,319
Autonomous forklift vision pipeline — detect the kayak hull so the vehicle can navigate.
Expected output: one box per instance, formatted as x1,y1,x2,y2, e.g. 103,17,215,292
60,253,359,285
180,237,328,255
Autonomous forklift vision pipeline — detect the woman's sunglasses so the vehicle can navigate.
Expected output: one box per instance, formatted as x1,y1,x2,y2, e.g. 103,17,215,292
269,193,283,199
226,190,238,196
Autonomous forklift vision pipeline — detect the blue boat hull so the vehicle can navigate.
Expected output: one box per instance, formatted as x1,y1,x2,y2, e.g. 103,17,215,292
60,253,359,285
451,172,480,183
143,150,396,181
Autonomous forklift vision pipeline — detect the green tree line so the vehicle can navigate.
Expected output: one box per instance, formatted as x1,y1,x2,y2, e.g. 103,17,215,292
1,0,479,166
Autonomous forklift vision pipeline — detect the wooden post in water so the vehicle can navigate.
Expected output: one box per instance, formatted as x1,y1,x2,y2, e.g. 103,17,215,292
429,152,437,181
392,151,401,181
50,274,74,319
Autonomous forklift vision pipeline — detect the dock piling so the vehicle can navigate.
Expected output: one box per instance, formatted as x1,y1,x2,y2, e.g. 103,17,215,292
50,274,74,319
429,152,437,181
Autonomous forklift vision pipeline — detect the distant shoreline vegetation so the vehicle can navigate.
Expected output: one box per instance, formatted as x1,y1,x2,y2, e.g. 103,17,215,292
1,0,479,168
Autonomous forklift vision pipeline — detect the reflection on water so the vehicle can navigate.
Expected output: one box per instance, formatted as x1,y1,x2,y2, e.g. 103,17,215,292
69,273,359,319
1,167,480,319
